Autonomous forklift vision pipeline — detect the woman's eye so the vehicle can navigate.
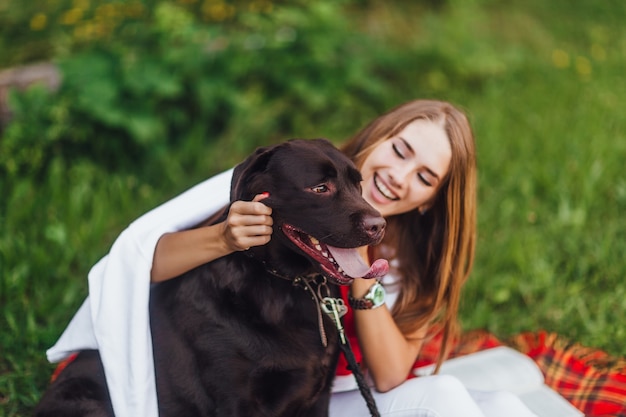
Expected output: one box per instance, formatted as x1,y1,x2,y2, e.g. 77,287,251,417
418,173,433,187
392,144,405,159
311,184,329,193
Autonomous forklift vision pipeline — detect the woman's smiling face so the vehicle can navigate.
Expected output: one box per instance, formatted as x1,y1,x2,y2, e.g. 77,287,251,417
360,118,452,217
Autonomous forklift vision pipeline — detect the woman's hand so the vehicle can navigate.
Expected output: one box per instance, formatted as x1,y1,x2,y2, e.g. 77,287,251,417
151,194,273,283
221,193,273,252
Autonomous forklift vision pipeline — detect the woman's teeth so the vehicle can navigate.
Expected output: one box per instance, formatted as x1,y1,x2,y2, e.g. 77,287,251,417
374,175,398,201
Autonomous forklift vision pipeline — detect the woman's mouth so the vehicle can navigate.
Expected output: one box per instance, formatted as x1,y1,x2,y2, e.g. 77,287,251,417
373,173,399,201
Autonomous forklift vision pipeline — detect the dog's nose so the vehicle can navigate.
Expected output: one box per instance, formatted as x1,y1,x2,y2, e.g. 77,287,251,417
363,215,386,242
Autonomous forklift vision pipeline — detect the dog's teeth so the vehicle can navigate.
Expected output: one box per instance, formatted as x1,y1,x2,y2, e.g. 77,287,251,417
310,237,319,245
322,251,328,257
315,244,322,251
337,267,343,273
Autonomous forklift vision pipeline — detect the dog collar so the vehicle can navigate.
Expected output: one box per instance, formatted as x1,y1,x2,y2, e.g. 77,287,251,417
244,250,346,347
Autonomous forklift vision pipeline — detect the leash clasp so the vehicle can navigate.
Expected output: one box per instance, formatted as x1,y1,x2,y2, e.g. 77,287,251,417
320,297,348,344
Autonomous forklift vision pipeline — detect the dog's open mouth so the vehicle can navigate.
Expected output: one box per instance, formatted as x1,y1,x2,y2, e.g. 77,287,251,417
282,224,389,285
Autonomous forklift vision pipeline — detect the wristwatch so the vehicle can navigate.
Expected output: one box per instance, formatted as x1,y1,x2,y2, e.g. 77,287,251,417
348,281,386,310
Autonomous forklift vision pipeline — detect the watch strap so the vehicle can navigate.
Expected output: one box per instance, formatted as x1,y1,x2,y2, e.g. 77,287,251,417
348,294,376,310
348,281,385,310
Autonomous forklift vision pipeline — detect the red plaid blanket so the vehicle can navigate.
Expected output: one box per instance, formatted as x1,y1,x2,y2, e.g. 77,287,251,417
415,329,626,417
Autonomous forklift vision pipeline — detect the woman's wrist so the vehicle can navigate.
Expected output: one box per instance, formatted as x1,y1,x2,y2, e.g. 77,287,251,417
151,224,232,283
350,246,378,298
350,277,379,299
215,220,238,255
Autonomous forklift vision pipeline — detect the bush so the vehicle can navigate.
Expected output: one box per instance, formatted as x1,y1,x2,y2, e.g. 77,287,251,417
2,2,390,180
2,1,496,185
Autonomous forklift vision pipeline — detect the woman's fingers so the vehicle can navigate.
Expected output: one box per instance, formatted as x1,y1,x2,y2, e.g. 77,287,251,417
230,199,272,217
252,192,270,203
223,197,273,251
228,213,273,227
232,233,272,250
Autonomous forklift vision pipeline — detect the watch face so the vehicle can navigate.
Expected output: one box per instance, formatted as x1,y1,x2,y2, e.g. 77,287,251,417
371,283,385,305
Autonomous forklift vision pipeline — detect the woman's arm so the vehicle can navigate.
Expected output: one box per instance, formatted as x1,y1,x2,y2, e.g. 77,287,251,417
151,194,273,282
350,277,428,392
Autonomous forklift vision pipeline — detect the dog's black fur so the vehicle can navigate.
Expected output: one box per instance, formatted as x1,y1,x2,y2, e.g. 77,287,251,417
34,138,386,417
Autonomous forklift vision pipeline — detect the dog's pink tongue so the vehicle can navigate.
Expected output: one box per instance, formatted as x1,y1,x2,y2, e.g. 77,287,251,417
327,246,389,279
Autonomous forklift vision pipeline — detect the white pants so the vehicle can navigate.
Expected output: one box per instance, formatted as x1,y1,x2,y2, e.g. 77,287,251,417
330,375,538,417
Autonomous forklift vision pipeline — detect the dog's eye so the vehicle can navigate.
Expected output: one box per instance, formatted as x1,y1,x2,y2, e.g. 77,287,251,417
310,184,329,193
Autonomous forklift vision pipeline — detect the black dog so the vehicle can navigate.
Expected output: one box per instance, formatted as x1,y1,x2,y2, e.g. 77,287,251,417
35,138,388,417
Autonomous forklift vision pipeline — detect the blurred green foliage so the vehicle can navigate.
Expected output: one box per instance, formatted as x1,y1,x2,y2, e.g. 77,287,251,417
2,1,388,179
0,0,285,65
1,0,625,415
1,0,497,182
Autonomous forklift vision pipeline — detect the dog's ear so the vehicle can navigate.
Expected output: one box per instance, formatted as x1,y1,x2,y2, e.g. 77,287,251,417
230,145,278,202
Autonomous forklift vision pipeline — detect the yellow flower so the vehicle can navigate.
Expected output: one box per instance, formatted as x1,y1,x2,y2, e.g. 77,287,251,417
203,0,235,21
30,13,48,31
73,0,90,10
74,21,97,41
552,49,570,68
60,8,84,26
575,56,592,77
96,3,119,20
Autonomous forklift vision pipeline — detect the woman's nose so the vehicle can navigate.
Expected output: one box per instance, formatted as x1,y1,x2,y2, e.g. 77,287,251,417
389,166,411,189
388,172,402,190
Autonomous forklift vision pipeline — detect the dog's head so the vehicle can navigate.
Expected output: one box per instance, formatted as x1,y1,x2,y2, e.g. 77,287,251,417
231,138,389,285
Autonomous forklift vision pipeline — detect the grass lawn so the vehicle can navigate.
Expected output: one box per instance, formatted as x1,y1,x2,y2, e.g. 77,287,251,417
1,0,625,415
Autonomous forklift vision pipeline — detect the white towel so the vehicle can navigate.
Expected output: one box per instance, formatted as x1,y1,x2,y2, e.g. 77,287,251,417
46,168,234,417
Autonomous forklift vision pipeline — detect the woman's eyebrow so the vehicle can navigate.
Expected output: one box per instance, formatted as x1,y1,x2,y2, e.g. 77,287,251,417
399,137,441,180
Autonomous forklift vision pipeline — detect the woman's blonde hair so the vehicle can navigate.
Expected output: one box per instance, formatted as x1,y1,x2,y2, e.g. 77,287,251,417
341,99,477,372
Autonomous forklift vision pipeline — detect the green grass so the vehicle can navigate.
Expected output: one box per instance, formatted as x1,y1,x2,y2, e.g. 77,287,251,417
1,0,625,415
449,0,626,353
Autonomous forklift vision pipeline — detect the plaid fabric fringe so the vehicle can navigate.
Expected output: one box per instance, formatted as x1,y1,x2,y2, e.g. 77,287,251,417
509,331,626,417
415,329,626,417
